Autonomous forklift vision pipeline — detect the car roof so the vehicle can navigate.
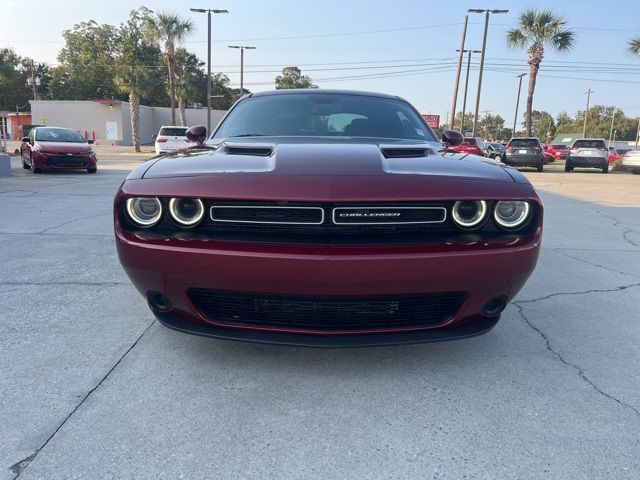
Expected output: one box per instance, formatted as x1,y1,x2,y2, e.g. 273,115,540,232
573,138,606,141
159,125,188,129
249,89,399,100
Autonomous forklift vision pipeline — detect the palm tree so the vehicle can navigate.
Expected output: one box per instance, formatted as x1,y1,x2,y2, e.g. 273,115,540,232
629,38,640,56
115,66,152,152
145,12,194,125
506,9,575,136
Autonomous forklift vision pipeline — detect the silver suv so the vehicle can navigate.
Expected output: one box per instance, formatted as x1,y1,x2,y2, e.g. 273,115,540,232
565,138,609,174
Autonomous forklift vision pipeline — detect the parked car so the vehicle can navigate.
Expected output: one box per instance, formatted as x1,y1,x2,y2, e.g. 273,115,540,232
622,149,640,174
608,147,629,164
155,126,190,155
503,137,544,172
115,89,543,347
565,138,609,173
20,127,97,174
449,136,486,156
485,142,505,160
544,143,568,160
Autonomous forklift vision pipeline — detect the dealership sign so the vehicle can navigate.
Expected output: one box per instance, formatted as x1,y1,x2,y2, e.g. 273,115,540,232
422,114,440,129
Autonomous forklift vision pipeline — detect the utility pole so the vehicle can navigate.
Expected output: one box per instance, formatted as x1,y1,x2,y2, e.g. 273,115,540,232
582,88,593,138
26,60,40,101
512,73,526,137
190,8,229,134
449,15,468,130
228,45,256,98
468,8,509,136
458,49,481,134
608,109,617,147
636,118,640,149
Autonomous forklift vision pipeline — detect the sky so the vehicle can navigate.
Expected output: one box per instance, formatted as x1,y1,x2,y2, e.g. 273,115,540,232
2,0,640,126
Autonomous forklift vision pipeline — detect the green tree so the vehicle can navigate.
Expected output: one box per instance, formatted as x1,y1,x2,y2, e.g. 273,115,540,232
115,8,161,152
174,48,206,125
478,113,506,140
0,48,31,110
275,66,317,89
628,37,640,56
145,12,195,124
54,21,119,100
454,111,475,133
527,110,555,142
506,9,575,136
209,73,250,110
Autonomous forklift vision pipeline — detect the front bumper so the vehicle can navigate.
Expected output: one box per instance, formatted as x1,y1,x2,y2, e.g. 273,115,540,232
116,224,542,346
35,154,97,170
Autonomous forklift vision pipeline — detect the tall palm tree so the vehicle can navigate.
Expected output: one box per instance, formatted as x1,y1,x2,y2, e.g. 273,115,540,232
115,66,152,152
145,12,194,125
506,9,575,136
629,38,640,56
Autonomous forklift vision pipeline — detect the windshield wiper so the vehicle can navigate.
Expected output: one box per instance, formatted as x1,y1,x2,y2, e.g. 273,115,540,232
231,133,266,137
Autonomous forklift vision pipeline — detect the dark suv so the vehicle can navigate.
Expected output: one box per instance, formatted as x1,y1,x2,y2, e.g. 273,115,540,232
503,137,544,172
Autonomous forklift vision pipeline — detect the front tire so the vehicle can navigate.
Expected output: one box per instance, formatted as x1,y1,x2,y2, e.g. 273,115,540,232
565,161,572,172
537,164,543,172
22,158,30,169
31,157,42,174
602,163,609,174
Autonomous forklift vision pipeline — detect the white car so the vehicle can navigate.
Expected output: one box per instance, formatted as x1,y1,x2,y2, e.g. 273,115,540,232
622,149,640,174
154,126,190,155
565,138,609,173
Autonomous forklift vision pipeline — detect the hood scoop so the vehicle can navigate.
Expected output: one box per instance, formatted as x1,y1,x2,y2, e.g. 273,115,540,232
221,143,274,157
379,145,432,158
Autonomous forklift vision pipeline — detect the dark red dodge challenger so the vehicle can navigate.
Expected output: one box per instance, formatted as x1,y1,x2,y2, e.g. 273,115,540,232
115,90,542,347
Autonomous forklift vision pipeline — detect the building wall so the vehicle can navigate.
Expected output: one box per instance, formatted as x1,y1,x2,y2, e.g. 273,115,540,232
30,100,227,146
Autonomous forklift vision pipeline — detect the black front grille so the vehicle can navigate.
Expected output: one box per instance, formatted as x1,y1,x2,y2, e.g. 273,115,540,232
188,289,467,331
211,205,323,224
45,156,90,167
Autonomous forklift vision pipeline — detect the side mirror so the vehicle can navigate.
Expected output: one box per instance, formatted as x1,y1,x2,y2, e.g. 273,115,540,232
21,137,29,143
185,125,207,145
87,139,94,145
441,130,464,147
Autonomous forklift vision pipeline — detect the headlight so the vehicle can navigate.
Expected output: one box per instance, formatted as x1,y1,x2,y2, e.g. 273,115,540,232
493,201,531,229
452,200,488,229
125,197,162,227
168,198,205,227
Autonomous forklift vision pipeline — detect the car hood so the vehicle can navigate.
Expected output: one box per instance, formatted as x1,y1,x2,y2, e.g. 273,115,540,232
35,141,92,153
139,137,516,183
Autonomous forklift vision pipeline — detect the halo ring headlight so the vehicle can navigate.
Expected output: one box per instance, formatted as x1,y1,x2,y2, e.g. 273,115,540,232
452,200,488,229
494,201,531,229
125,197,162,227
168,198,205,227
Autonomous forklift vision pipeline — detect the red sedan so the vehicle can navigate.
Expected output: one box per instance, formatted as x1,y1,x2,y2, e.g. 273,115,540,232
448,136,486,157
544,143,568,160
115,90,542,347
20,127,98,173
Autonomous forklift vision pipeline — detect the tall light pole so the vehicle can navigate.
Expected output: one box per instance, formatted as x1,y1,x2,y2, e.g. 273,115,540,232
458,49,482,133
512,73,526,137
468,8,509,136
228,45,256,97
190,8,228,134
582,88,593,138
608,109,617,147
449,15,468,130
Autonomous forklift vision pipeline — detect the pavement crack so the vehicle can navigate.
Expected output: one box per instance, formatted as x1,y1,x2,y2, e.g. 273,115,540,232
516,283,640,305
514,303,640,419
39,212,111,234
593,209,640,249
552,248,640,279
8,319,157,479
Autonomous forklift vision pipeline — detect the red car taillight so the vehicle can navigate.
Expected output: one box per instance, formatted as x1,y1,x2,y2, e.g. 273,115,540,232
156,137,167,143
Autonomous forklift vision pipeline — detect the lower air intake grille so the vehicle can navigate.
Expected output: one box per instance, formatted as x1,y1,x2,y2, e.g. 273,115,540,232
188,290,467,331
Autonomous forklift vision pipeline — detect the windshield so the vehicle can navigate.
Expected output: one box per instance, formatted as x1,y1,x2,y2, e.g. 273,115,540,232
508,138,540,147
213,93,436,141
159,127,187,137
573,140,606,149
35,127,86,143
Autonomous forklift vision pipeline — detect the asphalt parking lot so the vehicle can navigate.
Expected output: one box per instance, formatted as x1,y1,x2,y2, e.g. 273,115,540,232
1,156,639,479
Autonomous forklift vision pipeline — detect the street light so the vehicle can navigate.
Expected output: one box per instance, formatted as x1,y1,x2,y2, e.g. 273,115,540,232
228,45,256,97
468,8,509,136
583,88,593,138
190,7,229,134
456,49,482,133
512,73,526,137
